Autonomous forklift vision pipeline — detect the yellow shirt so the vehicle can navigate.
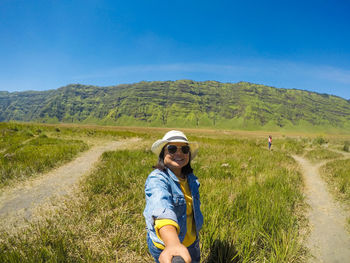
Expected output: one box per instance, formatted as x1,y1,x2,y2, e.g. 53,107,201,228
154,177,197,249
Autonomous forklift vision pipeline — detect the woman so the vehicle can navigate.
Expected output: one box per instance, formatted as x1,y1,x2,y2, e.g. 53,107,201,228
143,130,203,263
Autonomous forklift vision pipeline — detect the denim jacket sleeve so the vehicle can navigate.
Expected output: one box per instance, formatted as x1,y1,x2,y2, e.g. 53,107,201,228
143,169,178,230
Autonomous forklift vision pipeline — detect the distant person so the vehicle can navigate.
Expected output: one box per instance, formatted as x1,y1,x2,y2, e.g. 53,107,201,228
143,130,203,263
268,135,272,150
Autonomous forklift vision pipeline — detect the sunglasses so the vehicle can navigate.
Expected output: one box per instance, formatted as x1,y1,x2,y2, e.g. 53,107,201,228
166,144,190,154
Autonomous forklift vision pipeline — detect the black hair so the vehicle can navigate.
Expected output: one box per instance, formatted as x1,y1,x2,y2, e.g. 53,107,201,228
152,147,193,176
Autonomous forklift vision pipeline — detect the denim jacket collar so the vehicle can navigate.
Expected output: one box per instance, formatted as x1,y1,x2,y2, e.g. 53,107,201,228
165,168,181,182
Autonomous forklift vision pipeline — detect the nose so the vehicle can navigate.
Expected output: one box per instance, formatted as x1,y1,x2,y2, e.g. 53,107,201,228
173,149,183,155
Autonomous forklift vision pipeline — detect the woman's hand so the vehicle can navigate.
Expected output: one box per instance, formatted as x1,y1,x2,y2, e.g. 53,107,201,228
159,243,191,263
158,225,191,263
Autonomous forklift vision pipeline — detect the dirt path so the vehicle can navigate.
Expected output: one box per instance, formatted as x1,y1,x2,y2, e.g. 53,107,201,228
293,153,350,263
0,138,139,229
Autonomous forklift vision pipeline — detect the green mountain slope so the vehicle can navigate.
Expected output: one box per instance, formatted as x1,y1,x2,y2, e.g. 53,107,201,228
1,80,350,132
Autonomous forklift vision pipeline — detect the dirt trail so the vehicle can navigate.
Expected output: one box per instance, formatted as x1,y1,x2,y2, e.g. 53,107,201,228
0,138,139,228
293,153,350,263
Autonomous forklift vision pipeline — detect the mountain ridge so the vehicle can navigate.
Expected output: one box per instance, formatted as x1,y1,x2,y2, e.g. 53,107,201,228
1,80,350,132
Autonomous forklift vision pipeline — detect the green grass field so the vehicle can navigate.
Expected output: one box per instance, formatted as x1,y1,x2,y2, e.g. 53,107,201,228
321,159,350,202
0,123,88,188
320,157,350,229
304,148,343,163
0,122,349,262
0,122,149,189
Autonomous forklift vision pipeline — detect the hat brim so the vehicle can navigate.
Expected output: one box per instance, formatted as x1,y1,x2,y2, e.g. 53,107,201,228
151,139,199,160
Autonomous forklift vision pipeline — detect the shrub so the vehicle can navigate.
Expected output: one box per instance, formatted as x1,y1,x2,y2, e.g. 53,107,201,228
313,136,327,145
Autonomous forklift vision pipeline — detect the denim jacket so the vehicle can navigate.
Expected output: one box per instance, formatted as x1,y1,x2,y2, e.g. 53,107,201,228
143,168,204,247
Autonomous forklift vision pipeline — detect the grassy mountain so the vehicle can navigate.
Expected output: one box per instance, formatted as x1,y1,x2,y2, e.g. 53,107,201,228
1,80,350,132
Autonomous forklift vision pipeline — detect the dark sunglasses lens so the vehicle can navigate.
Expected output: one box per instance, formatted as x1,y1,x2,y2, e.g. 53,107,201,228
167,145,190,154
181,145,190,154
167,145,177,154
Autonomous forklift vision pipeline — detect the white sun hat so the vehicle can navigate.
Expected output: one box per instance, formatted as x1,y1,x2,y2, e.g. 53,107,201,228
151,130,199,160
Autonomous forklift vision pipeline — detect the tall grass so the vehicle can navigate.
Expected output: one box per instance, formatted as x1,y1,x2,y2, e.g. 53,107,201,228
0,121,154,188
304,148,342,162
0,131,89,189
320,159,350,229
1,121,145,141
0,149,154,263
0,133,307,262
195,138,306,262
320,159,350,203
0,123,36,151
273,137,308,155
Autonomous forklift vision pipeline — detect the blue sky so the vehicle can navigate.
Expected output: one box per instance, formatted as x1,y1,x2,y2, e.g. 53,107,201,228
1,0,350,99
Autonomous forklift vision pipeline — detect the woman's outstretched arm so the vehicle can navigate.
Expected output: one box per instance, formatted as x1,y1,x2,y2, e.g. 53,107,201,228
158,225,191,263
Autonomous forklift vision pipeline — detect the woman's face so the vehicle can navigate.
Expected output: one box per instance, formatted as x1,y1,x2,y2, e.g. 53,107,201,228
163,142,190,171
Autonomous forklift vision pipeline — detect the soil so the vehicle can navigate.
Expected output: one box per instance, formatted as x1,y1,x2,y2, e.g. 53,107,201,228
0,138,139,230
293,150,350,263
